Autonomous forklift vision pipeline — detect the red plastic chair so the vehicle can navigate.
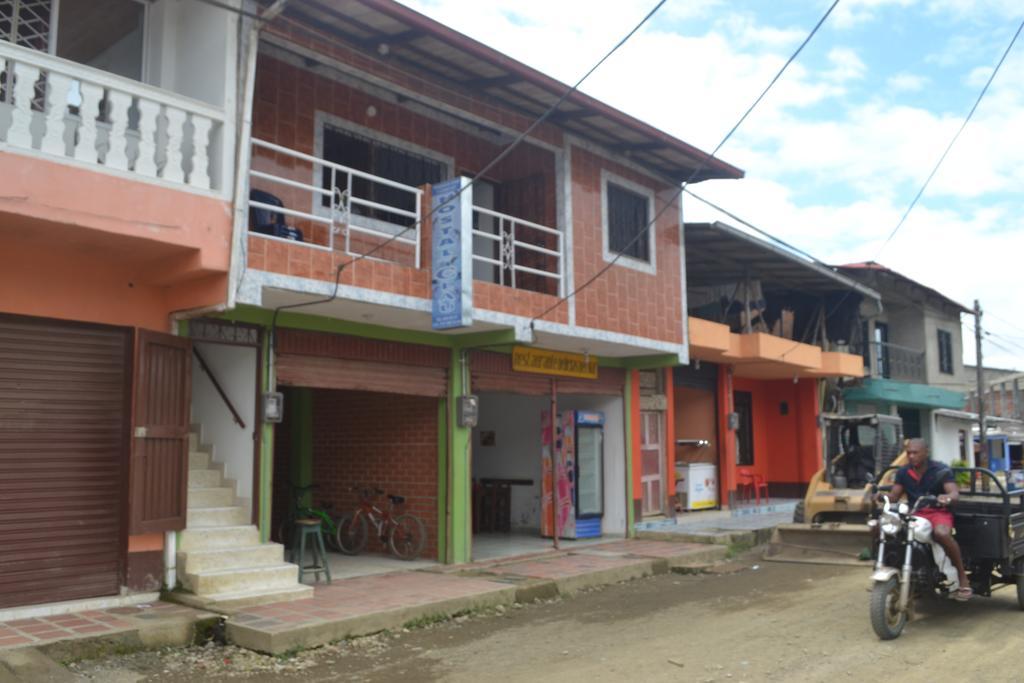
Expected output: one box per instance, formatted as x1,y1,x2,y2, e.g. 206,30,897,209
736,467,770,505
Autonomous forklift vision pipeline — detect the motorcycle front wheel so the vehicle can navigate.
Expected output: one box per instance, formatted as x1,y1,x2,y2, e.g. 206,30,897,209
870,576,907,640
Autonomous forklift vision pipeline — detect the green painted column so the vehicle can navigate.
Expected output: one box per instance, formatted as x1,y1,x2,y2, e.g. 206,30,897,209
258,331,274,543
447,348,472,564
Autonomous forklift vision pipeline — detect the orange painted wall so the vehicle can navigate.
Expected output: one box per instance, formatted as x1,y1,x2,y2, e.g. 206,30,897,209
717,366,736,503
0,240,226,332
630,370,642,503
731,377,821,487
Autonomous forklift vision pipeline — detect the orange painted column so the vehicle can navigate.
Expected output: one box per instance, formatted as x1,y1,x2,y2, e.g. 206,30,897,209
717,365,736,508
664,367,676,508
796,379,823,484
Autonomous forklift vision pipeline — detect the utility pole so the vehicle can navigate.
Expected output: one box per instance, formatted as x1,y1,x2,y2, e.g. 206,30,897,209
975,299,988,470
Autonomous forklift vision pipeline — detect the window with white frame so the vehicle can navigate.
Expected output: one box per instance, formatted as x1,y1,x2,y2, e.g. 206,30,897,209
602,172,655,272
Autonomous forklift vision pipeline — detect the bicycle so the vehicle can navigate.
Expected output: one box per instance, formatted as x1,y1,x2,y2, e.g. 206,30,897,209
336,486,427,561
277,483,341,552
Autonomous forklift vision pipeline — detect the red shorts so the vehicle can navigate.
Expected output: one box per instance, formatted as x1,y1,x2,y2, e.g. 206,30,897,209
915,507,954,529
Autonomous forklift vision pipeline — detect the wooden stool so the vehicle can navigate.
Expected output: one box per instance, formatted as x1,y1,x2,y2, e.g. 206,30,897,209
291,518,331,584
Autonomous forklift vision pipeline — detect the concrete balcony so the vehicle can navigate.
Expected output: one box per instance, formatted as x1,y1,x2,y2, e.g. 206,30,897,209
688,317,864,380
0,41,227,193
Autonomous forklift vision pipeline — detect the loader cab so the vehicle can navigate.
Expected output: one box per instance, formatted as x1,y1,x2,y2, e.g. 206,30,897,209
822,414,904,489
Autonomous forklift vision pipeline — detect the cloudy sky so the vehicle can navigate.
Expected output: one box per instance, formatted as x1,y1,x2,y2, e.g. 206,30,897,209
400,0,1024,370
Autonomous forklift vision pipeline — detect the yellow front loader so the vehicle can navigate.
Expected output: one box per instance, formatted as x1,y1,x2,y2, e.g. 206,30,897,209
765,414,905,566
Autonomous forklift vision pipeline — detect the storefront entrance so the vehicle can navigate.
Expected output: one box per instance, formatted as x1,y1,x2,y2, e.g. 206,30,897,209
468,351,627,561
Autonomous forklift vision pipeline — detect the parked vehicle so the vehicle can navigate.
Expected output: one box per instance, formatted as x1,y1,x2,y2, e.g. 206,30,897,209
336,486,427,561
766,414,904,565
868,468,1024,640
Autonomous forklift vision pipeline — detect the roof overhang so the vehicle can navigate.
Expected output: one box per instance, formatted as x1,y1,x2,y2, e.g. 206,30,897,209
269,0,744,184
685,221,880,300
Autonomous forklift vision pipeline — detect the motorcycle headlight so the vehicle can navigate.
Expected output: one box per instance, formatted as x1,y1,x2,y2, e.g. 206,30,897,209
880,512,902,537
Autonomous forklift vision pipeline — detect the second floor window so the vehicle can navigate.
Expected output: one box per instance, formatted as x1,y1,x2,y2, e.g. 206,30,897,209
605,181,651,263
321,125,445,227
938,329,954,375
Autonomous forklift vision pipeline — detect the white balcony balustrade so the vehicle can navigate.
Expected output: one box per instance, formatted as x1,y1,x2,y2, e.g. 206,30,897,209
472,206,563,297
248,138,423,269
0,41,224,191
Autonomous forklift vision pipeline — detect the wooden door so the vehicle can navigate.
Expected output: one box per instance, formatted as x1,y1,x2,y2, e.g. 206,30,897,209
640,411,665,516
130,330,191,534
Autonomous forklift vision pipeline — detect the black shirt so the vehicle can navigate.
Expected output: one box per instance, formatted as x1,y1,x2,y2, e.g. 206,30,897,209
894,461,954,504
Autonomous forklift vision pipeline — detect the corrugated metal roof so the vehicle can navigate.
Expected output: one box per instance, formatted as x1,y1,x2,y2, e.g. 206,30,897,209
276,0,744,184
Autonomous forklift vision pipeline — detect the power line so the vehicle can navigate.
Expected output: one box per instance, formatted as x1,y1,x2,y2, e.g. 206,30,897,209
876,16,1024,255
530,0,841,325
265,0,670,331
683,188,834,270
771,16,1024,361
329,0,670,273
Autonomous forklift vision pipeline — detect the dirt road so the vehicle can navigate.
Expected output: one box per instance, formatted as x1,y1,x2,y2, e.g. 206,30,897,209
72,555,1024,682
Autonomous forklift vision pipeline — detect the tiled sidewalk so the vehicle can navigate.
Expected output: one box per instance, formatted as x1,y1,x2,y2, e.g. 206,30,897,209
0,602,210,651
226,571,516,653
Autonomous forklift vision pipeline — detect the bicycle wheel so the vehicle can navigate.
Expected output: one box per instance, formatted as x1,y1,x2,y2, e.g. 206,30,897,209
335,512,369,555
388,513,427,560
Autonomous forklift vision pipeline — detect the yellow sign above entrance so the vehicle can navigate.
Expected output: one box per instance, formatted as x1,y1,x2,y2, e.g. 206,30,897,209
512,346,598,380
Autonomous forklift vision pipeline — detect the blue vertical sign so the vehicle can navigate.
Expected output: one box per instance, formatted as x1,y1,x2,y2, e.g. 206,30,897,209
431,177,473,329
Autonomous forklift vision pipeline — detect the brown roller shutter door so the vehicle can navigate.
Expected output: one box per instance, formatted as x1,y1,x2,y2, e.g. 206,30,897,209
276,354,447,397
0,315,130,608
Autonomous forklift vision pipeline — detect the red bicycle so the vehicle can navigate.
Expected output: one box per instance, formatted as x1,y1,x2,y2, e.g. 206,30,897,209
336,486,427,560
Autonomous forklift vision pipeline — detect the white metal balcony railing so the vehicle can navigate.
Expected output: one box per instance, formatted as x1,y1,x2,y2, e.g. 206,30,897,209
472,207,563,296
0,41,224,191
249,138,423,268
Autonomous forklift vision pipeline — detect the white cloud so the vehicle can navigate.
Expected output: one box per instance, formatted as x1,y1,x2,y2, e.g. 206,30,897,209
886,72,929,92
397,0,1024,367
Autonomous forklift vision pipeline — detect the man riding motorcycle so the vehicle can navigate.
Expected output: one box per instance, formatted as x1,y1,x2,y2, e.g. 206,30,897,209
879,438,972,601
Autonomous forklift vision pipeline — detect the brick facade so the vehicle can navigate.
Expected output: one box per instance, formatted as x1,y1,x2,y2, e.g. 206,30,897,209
311,389,440,560
249,25,689,345
570,147,683,344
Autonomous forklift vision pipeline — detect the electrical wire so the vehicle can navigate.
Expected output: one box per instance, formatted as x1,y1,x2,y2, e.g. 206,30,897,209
530,0,841,325
326,0,670,273
263,0,671,357
766,16,1024,361
876,17,1024,255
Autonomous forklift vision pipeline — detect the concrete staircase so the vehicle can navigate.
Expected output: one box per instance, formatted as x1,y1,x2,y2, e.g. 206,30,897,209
175,430,313,611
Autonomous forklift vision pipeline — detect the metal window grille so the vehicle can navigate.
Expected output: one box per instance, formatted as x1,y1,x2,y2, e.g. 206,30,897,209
0,0,53,51
607,182,650,262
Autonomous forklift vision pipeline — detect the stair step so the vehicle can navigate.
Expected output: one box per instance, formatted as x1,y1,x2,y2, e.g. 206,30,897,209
187,506,248,528
185,563,300,595
179,525,260,552
188,486,236,508
179,544,284,574
174,584,315,612
189,467,223,488
189,450,212,470
189,432,200,450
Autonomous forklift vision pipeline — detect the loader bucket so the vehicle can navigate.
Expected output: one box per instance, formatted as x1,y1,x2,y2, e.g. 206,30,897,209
763,523,874,566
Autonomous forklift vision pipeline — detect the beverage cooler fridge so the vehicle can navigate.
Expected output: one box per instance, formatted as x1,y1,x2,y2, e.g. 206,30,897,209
542,410,605,539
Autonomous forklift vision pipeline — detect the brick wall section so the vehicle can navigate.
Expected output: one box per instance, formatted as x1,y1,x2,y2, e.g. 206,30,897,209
250,52,560,318
570,146,683,344
311,389,440,560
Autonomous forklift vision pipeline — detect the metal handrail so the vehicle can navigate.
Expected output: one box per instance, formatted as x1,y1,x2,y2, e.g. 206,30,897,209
193,347,245,430
249,138,423,267
471,206,563,294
